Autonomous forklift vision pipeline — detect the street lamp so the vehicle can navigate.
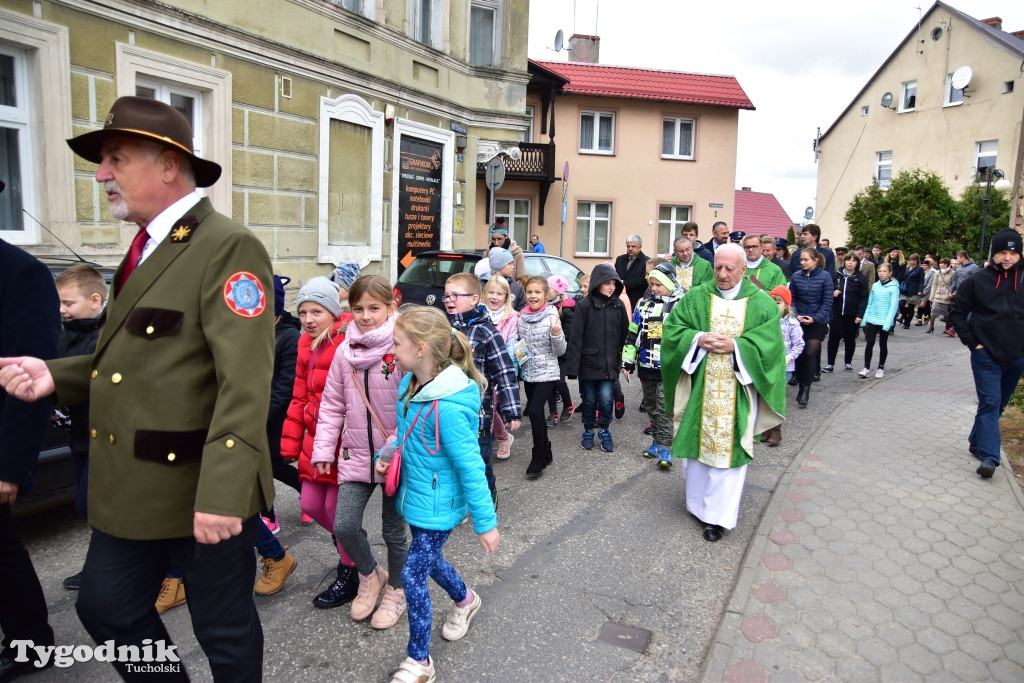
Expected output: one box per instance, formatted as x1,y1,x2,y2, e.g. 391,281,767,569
978,168,1013,263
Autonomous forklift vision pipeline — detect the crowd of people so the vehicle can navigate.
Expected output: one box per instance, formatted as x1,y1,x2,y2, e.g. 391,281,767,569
0,95,1018,683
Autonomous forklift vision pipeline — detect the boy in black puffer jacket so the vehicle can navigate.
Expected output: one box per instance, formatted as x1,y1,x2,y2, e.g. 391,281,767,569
565,264,629,453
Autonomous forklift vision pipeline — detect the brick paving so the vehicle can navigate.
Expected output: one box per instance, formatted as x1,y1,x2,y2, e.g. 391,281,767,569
701,353,1024,682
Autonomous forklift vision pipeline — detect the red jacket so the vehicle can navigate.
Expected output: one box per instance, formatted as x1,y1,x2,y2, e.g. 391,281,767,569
281,316,350,483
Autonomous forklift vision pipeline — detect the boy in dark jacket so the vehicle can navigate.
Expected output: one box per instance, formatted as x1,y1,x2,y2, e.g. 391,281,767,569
565,264,629,452
445,273,521,506
54,264,106,590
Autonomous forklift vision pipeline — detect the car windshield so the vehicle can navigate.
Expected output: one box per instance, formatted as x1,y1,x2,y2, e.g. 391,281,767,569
398,256,477,288
525,257,583,295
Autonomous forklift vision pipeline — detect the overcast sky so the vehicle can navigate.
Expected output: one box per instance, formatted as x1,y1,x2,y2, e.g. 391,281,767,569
527,0,1024,224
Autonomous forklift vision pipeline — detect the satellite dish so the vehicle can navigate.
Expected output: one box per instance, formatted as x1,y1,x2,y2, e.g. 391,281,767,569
880,92,894,109
553,29,564,52
951,65,973,91
804,206,814,220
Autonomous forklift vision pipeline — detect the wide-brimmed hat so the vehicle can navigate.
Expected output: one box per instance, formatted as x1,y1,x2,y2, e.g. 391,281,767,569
66,96,222,187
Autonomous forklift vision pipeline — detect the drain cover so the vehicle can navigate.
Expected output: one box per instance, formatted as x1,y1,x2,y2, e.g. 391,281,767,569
596,622,652,653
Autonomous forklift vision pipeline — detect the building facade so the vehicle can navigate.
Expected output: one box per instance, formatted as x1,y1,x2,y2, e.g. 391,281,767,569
475,40,753,272
815,1,1024,246
0,0,530,286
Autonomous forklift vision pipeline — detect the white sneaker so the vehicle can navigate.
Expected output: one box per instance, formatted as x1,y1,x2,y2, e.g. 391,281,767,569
495,434,514,460
441,589,481,641
875,369,885,379
390,656,435,683
857,368,870,378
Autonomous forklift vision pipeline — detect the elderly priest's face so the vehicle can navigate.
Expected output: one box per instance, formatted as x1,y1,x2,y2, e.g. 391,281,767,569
714,247,746,290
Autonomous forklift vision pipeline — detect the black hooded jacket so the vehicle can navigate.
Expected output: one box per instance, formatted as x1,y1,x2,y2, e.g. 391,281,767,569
949,258,1024,363
58,316,101,452
565,263,629,380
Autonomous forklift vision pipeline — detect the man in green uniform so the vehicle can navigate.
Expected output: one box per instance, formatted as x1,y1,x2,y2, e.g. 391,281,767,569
669,236,713,293
0,96,274,681
662,243,786,542
741,234,787,291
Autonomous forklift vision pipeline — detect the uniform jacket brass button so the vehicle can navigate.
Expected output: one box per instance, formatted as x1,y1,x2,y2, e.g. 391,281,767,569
146,325,155,335
90,428,97,439
226,439,235,449
109,434,116,444
91,369,98,379
111,373,123,384
167,452,176,462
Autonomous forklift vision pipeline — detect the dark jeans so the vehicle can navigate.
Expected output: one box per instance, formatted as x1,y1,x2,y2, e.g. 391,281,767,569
578,379,614,430
477,429,495,496
862,323,889,369
261,451,300,519
333,481,408,586
76,517,263,682
969,348,1024,466
0,503,54,652
524,381,555,448
254,516,284,561
547,357,572,413
72,449,89,521
826,314,860,366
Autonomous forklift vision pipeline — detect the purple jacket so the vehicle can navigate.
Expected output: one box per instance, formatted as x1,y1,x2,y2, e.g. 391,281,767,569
311,313,404,484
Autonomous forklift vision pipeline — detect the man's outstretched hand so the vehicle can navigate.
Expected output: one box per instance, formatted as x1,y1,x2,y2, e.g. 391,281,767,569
0,357,55,402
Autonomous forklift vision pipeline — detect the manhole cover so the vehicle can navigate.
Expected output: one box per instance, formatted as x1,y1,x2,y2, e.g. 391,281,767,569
596,622,651,653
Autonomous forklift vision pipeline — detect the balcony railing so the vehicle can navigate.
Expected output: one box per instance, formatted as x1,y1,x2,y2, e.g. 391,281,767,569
476,142,556,181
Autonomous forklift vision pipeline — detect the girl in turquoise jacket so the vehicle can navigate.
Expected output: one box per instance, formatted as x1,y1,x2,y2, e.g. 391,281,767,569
859,262,901,378
375,305,498,683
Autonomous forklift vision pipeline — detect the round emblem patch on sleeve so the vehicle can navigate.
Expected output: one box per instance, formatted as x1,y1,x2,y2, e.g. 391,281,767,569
223,272,267,317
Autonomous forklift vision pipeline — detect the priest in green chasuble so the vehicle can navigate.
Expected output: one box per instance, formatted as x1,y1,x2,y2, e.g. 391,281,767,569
669,236,714,293
662,243,787,542
741,234,787,291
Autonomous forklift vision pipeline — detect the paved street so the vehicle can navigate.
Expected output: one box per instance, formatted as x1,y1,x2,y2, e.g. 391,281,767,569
13,324,1024,681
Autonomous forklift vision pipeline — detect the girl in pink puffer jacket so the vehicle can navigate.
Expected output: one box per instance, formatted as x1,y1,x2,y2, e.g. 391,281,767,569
482,275,520,460
311,276,409,630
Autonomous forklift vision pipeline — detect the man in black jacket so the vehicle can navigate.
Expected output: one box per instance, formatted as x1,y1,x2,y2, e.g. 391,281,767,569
949,229,1024,479
0,235,60,679
614,234,650,310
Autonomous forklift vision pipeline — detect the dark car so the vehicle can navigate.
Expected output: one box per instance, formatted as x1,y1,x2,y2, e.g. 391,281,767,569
394,250,587,311
394,250,483,309
12,259,114,518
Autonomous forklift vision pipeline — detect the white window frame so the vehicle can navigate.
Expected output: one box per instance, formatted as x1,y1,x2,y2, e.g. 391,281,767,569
115,44,231,213
975,140,998,178
469,0,501,67
943,73,964,107
135,80,204,159
410,0,444,50
319,94,384,268
861,106,869,116
0,9,72,245
389,118,454,283
0,46,33,239
579,110,614,155
495,197,530,246
575,201,611,257
661,116,695,160
335,0,376,19
658,205,691,254
898,80,917,113
875,151,892,190
522,105,534,143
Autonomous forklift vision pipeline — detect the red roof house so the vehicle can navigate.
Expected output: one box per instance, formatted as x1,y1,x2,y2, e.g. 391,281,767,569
733,188,794,238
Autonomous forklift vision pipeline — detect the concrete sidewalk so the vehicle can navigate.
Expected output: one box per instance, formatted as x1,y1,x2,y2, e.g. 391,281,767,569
702,353,1024,682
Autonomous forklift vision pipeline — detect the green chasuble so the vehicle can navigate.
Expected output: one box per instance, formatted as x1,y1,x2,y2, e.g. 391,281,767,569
745,258,787,292
661,279,787,468
671,256,713,292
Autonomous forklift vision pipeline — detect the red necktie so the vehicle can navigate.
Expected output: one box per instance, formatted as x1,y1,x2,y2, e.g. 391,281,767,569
117,228,150,294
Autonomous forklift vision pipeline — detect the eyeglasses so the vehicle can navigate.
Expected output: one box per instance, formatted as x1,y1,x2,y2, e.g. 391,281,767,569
743,244,761,250
441,293,475,302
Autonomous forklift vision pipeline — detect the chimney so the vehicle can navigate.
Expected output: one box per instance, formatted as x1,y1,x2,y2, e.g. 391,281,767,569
568,34,600,64
981,17,1002,30
1012,30,1024,40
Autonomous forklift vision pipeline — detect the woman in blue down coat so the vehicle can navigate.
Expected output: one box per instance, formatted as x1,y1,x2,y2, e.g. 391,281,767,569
789,247,833,408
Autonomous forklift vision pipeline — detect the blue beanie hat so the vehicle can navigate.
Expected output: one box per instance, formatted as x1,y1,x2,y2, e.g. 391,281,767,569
329,262,361,292
273,274,290,317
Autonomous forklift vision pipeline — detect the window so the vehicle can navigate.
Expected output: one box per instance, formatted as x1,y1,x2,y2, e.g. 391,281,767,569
943,73,964,106
875,151,892,190
576,201,610,256
975,140,997,178
899,80,917,112
522,105,533,143
330,0,376,19
658,205,691,254
469,0,500,67
495,198,530,246
0,48,28,236
1004,81,1015,94
136,81,203,158
661,117,695,159
115,44,231,213
0,8,72,245
580,111,614,154
861,106,869,116
410,0,441,49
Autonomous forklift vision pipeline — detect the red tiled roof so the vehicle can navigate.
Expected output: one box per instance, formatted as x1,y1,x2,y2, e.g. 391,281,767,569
531,59,754,110
733,189,794,237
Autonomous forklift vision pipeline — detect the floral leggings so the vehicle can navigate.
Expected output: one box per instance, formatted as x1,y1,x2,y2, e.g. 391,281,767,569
402,526,467,661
